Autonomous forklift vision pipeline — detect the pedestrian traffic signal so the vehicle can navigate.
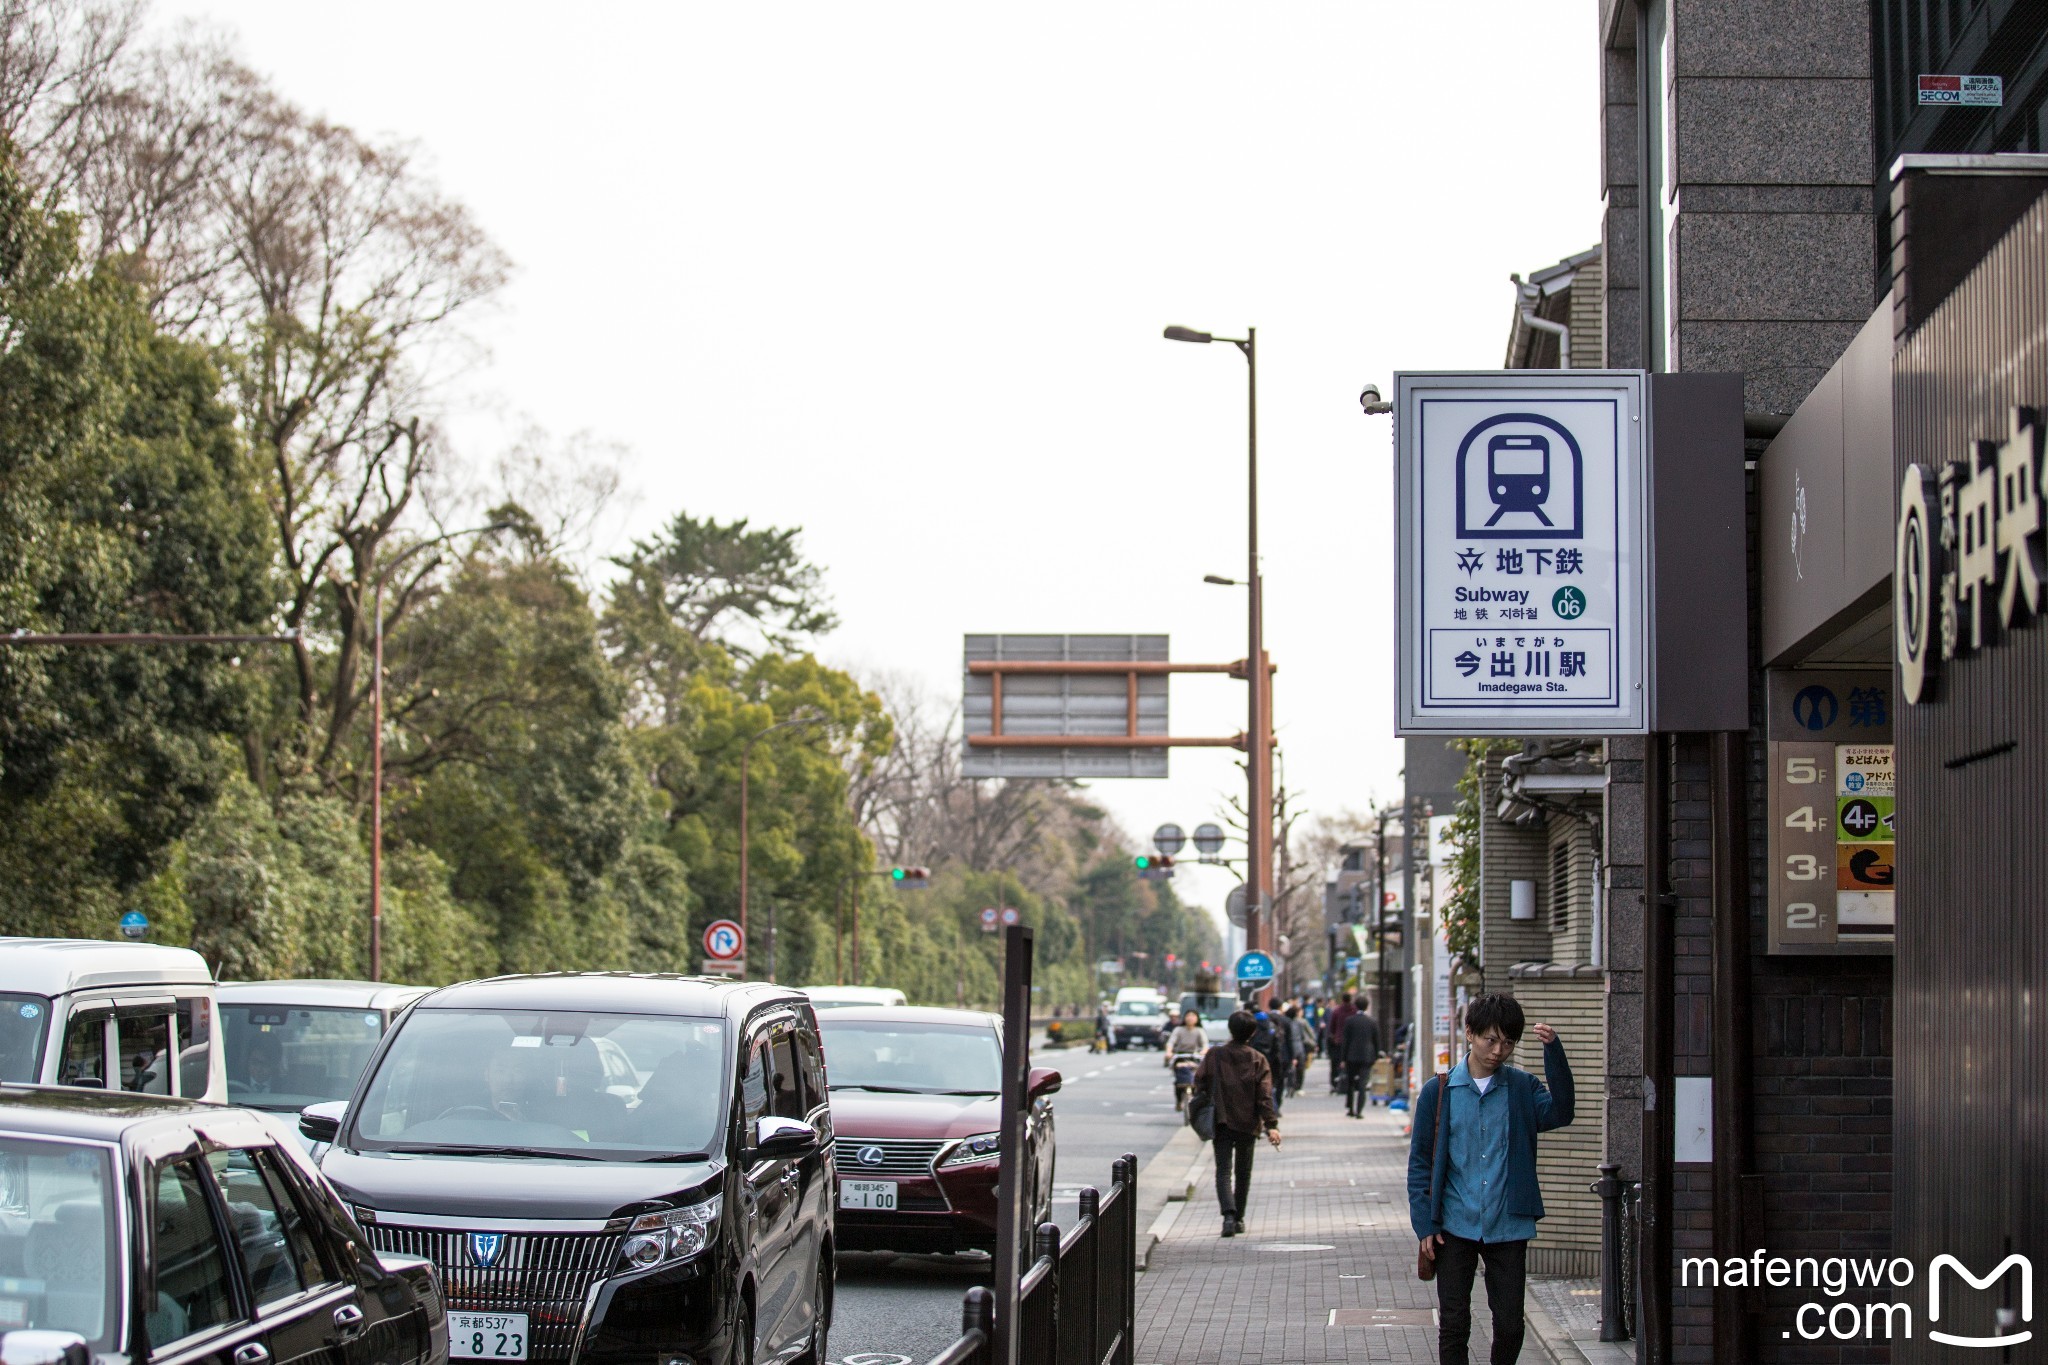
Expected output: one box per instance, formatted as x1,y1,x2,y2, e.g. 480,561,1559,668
1135,854,1175,881
891,866,930,889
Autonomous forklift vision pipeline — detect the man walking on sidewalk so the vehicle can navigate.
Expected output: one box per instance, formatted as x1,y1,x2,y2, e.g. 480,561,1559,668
1249,1007,1293,1116
1193,1010,1282,1237
1340,999,1382,1117
1324,991,1357,1093
1408,993,1574,1365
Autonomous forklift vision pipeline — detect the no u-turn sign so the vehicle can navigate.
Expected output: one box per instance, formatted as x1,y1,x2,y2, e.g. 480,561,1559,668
704,919,744,961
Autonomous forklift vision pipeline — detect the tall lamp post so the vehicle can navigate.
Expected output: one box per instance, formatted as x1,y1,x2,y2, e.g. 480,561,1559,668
739,710,825,978
1165,324,1274,1000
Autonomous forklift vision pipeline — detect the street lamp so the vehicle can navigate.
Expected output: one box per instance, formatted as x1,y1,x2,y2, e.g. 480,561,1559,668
1165,323,1273,997
740,709,826,978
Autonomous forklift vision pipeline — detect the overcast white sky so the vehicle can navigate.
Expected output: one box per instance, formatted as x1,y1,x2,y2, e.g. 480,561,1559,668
157,1,1604,924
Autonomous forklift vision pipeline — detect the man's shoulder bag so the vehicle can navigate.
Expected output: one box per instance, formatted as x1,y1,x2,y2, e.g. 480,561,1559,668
1187,1064,1217,1142
1418,1074,1447,1282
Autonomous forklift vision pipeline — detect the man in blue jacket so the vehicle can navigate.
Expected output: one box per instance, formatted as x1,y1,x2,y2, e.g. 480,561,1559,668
1407,993,1574,1365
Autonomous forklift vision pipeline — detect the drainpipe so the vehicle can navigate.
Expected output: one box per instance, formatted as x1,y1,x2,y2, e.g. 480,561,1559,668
1511,275,1572,369
1710,734,1758,1357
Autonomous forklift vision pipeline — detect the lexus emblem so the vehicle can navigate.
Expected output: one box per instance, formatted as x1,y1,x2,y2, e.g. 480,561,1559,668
857,1145,884,1167
469,1232,506,1268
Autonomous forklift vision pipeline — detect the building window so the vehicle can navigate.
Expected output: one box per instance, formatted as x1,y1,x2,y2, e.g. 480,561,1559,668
1551,840,1574,935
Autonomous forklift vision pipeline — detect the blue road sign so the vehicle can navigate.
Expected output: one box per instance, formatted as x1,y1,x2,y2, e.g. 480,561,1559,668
1235,950,1275,983
119,910,148,940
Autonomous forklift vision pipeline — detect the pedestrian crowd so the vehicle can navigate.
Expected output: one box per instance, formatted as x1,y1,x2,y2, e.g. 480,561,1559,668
1167,984,1574,1365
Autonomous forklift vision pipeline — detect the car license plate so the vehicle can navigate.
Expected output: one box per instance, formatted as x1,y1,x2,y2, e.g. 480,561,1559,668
450,1311,529,1360
840,1179,898,1211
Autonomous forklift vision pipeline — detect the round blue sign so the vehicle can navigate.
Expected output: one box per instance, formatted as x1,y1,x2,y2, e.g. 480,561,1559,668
1235,950,1276,982
118,910,148,940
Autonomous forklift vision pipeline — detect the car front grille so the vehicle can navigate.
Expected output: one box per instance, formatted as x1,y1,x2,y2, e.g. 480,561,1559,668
833,1136,950,1177
364,1222,623,1362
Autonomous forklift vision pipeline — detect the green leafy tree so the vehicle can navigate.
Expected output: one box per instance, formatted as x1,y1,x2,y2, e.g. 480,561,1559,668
387,536,647,974
1441,738,1518,963
0,141,273,935
607,511,839,668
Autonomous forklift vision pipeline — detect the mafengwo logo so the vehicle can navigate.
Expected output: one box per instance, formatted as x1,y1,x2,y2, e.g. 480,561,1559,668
1684,1250,2032,1346
1929,1254,2032,1349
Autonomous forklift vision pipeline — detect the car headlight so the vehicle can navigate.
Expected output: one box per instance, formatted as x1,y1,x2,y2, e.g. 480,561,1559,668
939,1133,1001,1167
620,1196,722,1270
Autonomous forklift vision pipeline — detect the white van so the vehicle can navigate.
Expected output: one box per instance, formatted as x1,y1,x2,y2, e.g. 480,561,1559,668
0,937,226,1101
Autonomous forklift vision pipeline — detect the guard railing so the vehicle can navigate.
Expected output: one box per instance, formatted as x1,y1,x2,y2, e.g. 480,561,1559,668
922,1152,1139,1365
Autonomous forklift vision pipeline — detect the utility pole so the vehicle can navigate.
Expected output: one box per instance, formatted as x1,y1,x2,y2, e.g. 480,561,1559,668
1163,323,1275,1004
1374,806,1391,1023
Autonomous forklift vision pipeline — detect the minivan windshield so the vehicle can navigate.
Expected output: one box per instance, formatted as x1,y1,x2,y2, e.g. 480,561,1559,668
352,1009,729,1161
0,1134,119,1350
1179,993,1237,1023
222,1005,386,1111
817,1021,1001,1095
0,995,51,1083
1115,1001,1161,1017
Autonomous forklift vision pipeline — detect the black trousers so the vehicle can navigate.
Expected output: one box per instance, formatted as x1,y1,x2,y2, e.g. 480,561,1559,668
1433,1233,1528,1365
1344,1060,1369,1114
1212,1125,1256,1218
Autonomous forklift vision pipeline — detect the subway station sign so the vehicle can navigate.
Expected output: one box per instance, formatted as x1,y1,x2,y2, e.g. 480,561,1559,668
1395,371,1648,734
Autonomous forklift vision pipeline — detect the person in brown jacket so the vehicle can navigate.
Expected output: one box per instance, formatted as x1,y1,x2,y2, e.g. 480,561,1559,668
1192,1010,1283,1236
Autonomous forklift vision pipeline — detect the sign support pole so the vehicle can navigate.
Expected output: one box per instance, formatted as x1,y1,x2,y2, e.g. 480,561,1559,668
991,923,1034,1365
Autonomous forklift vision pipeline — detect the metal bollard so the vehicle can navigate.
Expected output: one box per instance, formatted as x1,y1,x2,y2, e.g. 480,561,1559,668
962,1286,995,1364
1591,1162,1627,1342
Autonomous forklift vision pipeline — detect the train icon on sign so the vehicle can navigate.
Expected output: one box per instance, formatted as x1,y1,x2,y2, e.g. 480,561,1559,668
1486,434,1552,525
1455,413,1584,540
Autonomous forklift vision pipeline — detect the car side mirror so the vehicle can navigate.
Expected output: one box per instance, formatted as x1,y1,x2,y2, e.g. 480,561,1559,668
0,1331,91,1365
1026,1067,1063,1101
299,1101,347,1145
748,1116,817,1160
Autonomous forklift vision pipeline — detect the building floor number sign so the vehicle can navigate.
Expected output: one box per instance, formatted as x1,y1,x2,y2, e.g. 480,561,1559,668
1764,671,1894,954
1395,371,1647,735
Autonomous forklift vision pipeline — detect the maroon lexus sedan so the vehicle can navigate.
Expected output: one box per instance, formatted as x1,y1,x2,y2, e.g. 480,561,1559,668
817,1005,1059,1255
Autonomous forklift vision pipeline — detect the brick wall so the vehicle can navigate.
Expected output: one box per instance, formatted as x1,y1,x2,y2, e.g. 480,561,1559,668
1669,736,1716,1362
1548,817,1600,964
1479,756,1554,972
1509,966,1608,1276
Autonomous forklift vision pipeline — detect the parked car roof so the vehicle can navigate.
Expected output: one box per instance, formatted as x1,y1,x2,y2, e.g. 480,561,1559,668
0,1084,233,1139
0,938,214,995
217,979,433,1012
813,1005,1002,1029
414,972,807,1019
801,985,909,1008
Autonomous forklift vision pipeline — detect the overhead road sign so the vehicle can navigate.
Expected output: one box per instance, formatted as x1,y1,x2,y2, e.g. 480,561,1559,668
1396,371,1649,735
962,634,1271,779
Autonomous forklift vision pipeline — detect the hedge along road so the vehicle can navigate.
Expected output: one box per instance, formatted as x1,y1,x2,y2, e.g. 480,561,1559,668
825,1047,1184,1365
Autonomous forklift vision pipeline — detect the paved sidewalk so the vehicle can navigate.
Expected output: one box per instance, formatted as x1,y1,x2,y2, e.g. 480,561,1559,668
1133,1083,1571,1364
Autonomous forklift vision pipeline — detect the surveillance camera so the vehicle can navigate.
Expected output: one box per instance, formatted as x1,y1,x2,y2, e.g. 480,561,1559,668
1359,384,1383,410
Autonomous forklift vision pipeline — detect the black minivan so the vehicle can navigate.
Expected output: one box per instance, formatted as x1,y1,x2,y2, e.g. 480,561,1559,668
302,975,834,1365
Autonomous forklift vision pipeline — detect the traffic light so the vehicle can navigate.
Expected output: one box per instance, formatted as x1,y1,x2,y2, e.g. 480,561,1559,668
890,866,930,889
1134,854,1175,881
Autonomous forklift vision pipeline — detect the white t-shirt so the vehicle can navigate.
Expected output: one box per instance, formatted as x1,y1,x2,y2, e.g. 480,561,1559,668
1471,1072,1495,1096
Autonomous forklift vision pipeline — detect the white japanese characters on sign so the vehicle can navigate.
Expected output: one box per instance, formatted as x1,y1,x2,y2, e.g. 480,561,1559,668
1896,405,2044,703
1396,371,1647,734
1917,74,2003,106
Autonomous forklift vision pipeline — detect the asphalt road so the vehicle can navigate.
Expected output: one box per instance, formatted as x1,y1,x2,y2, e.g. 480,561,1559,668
824,1044,1183,1365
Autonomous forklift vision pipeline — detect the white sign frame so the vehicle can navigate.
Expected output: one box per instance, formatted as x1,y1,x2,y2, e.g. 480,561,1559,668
1396,370,1649,735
